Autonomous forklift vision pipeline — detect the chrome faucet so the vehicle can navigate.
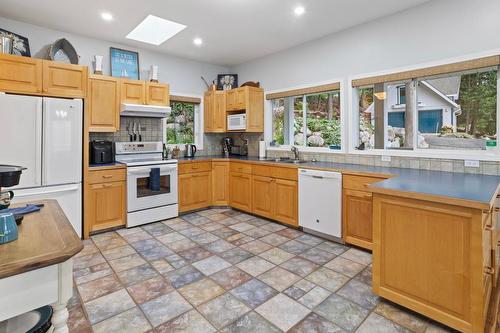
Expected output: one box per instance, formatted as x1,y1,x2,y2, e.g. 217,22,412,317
291,146,299,160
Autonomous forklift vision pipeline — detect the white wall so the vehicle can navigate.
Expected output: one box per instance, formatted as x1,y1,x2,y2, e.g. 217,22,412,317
232,0,500,91
0,16,228,96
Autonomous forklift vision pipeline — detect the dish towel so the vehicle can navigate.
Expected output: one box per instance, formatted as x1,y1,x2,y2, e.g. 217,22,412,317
150,168,161,191
1,204,43,216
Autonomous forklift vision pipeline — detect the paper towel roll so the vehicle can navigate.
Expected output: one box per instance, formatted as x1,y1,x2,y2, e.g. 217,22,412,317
259,141,266,158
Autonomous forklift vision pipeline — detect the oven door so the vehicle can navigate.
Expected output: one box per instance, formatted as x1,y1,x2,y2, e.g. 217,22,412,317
127,164,178,212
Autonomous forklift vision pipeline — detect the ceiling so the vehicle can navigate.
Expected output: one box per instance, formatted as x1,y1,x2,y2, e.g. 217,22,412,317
0,0,432,66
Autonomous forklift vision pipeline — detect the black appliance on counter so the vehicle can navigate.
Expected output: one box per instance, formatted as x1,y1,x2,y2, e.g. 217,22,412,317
90,140,114,165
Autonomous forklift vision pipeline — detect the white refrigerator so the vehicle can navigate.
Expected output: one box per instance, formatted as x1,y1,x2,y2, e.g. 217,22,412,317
0,94,83,237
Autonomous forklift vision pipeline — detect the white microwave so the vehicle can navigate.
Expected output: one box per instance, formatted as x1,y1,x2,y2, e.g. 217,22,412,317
227,114,246,130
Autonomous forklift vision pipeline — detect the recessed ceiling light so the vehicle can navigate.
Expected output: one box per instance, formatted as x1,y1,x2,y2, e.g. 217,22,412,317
126,15,186,45
294,6,305,16
193,38,203,46
101,12,113,21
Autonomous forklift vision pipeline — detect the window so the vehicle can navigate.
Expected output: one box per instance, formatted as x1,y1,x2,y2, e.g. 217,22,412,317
417,68,497,150
166,101,195,144
272,90,341,149
397,86,406,105
356,81,412,150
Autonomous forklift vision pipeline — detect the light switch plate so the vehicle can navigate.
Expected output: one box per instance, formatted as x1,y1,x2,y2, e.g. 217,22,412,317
381,156,391,162
464,160,480,168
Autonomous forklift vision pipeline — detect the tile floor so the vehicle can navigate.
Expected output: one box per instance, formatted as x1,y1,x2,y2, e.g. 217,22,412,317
68,208,457,332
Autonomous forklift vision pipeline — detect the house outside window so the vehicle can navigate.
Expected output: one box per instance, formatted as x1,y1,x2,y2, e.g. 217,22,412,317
354,65,498,153
272,90,341,149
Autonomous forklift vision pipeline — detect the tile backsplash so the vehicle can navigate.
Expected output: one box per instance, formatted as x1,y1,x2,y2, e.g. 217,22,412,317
266,150,500,175
89,117,163,143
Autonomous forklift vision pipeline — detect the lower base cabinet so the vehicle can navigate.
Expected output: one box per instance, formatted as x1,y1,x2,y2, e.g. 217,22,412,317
229,172,252,212
251,175,274,219
343,189,373,250
87,181,126,232
211,161,229,206
179,171,212,213
274,178,298,227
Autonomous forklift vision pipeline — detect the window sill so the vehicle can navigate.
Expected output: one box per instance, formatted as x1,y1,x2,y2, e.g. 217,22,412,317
348,148,500,162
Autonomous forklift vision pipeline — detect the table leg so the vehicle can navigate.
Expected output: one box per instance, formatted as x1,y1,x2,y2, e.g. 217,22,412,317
51,259,73,333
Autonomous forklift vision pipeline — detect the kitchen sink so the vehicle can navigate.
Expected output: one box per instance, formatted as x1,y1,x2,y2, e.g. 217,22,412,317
282,159,308,164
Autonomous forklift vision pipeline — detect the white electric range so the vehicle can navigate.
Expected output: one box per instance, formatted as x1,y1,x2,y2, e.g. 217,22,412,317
115,142,178,227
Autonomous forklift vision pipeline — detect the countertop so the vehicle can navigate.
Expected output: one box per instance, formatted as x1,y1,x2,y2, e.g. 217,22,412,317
0,200,83,279
89,162,125,170
179,155,500,210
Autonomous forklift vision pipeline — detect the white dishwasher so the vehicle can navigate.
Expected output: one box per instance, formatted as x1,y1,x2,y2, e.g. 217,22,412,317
298,168,342,241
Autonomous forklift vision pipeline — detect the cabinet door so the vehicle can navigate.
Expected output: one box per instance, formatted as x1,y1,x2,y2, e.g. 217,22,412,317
229,172,252,212
212,91,227,132
204,91,214,132
235,87,246,110
179,171,212,212
121,79,145,104
226,89,236,111
246,88,264,132
146,82,169,106
274,179,298,226
88,75,120,132
42,60,87,98
88,181,126,232
252,175,275,219
0,54,42,94
212,162,229,206
343,189,373,250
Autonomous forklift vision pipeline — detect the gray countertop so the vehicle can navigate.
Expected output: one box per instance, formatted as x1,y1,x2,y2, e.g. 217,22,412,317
180,155,500,208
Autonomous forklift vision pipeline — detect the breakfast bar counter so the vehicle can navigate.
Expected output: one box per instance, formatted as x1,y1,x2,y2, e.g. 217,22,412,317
0,199,83,332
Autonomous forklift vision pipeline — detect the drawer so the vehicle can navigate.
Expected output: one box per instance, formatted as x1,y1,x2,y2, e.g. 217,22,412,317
252,164,298,181
88,168,126,184
178,161,211,174
230,162,252,174
343,174,386,191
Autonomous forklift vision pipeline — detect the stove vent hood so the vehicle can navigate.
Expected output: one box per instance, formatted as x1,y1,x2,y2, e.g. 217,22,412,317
120,103,171,118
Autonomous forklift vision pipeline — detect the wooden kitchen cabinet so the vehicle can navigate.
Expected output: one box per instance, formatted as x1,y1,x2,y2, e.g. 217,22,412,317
226,86,264,132
229,172,252,212
0,53,42,94
342,174,387,250
42,60,87,98
251,175,275,219
121,79,145,104
86,168,126,233
204,90,226,132
212,161,229,206
343,189,373,250
88,75,121,132
274,178,298,226
179,171,212,212
146,82,170,106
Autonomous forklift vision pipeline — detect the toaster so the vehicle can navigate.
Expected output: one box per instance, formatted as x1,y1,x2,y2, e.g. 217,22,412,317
90,140,114,164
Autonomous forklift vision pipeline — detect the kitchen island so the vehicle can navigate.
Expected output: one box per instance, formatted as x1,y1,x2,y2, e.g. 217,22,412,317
0,200,83,332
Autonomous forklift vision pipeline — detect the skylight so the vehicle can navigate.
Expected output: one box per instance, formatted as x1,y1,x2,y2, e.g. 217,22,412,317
126,15,186,45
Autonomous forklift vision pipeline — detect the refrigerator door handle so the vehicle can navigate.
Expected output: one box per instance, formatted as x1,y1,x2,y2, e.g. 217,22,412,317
13,184,81,198
34,98,43,187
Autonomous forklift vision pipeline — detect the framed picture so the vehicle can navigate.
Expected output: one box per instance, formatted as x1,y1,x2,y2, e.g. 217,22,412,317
0,28,30,57
217,74,238,90
110,47,139,80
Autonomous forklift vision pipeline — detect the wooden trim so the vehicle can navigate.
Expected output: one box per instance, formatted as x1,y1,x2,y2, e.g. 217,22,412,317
170,95,201,104
265,82,340,100
352,55,500,87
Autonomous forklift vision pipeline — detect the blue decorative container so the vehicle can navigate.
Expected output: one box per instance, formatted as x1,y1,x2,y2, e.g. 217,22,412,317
0,212,18,244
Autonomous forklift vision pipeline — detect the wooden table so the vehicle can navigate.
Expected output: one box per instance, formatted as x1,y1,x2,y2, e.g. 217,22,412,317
0,200,83,333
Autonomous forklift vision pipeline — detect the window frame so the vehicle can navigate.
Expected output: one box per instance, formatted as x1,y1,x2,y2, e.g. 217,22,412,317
163,94,204,151
348,57,500,161
396,85,406,105
266,80,346,153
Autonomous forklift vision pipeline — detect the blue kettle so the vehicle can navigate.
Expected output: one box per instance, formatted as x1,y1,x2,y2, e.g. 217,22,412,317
0,212,18,244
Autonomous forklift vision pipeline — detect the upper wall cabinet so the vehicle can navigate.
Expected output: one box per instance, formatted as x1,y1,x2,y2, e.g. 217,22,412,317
88,75,120,132
0,54,42,94
121,79,145,104
42,60,87,98
0,54,87,98
146,82,170,106
204,90,227,133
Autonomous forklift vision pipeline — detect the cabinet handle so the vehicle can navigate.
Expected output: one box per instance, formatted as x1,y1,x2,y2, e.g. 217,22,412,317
192,165,199,169
495,207,500,212
102,175,113,179
485,266,495,275
485,225,494,231
102,183,113,188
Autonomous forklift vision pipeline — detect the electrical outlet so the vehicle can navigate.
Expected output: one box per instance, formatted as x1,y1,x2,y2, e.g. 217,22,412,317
464,160,480,168
381,156,391,162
